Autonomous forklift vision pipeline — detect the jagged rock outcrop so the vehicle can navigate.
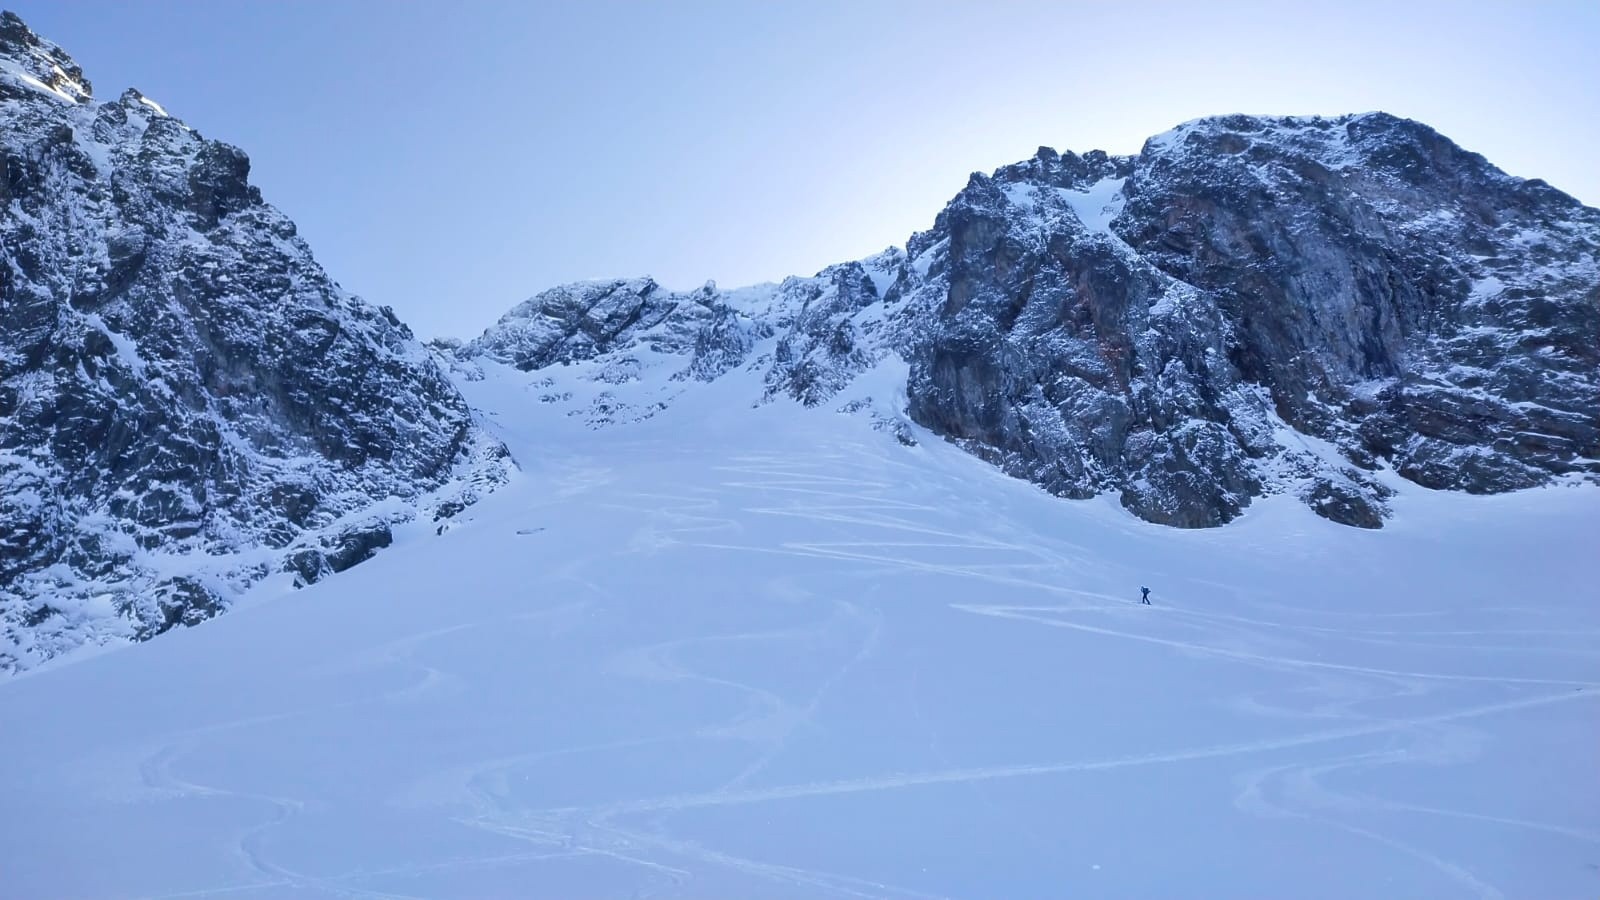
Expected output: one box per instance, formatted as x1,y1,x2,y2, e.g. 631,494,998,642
0,12,507,673
899,149,1282,526
762,255,908,406
1118,114,1599,496
903,113,1596,525
464,113,1597,529
468,277,726,372
463,251,911,413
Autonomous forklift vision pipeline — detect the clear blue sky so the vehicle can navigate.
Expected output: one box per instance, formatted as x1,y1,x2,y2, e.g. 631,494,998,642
17,1,1600,339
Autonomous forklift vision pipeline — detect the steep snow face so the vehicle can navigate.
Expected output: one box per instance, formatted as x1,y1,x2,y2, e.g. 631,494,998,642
0,356,1596,897
0,15,509,673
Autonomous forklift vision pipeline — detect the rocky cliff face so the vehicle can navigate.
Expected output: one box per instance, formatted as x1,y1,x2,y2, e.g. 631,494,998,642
905,114,1598,525
464,113,1597,529
0,13,507,673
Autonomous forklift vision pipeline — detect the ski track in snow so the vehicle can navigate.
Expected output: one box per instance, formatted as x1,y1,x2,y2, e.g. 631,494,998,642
6,384,1598,898
433,447,1596,898
137,747,398,900
121,456,1600,896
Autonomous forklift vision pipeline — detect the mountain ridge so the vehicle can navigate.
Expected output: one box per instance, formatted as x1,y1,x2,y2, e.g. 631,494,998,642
459,110,1598,527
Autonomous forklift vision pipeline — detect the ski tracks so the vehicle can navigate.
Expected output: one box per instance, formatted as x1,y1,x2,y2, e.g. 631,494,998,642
137,745,420,900
592,445,1600,898
126,441,1591,898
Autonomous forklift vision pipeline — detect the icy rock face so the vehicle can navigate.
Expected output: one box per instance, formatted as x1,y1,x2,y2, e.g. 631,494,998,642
1116,114,1599,498
762,256,909,406
469,277,721,372
904,115,1598,526
0,13,506,672
901,149,1283,527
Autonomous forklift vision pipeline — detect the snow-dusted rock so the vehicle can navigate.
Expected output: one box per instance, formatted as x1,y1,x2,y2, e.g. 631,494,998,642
463,249,917,419
0,13,508,673
1117,114,1599,498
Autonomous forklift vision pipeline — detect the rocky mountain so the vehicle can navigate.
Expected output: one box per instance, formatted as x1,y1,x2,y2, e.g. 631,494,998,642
5,10,1594,675
460,250,904,399
0,13,507,673
462,113,1598,529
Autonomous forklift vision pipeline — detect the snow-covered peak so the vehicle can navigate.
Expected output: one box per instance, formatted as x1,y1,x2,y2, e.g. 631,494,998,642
988,143,1135,194
0,10,91,103
1142,111,1391,155
122,87,169,117
1133,111,1510,185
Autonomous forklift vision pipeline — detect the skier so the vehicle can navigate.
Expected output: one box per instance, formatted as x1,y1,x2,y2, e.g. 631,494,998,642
1140,586,1151,605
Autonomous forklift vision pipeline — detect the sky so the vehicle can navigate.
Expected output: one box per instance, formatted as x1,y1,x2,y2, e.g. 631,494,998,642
15,1,1600,340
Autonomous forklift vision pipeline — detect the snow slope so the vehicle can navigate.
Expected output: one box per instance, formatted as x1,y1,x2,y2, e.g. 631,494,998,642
1,356,1596,898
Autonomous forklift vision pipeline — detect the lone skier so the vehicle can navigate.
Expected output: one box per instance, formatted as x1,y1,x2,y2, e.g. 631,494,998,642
1140,586,1151,605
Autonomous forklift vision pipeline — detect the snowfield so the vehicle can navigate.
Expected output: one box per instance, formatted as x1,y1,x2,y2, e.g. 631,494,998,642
2,357,1597,899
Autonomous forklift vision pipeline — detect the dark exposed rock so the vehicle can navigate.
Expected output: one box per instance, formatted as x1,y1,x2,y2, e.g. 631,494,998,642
283,548,330,588
901,113,1597,526
323,522,394,575
0,14,508,673
140,577,225,640
896,151,1280,527
1109,114,1599,499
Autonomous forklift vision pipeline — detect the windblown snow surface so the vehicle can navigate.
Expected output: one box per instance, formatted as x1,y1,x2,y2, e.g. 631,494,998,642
2,354,1597,899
